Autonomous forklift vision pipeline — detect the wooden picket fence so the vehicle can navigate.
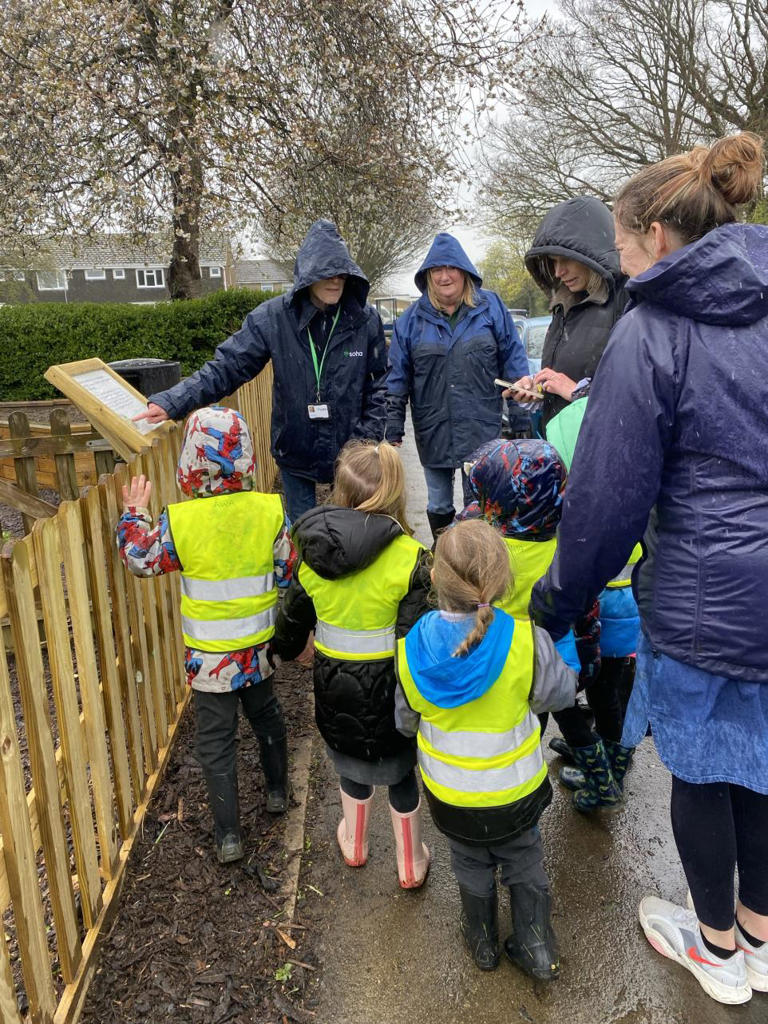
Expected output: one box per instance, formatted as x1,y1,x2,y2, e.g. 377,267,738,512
0,372,276,1024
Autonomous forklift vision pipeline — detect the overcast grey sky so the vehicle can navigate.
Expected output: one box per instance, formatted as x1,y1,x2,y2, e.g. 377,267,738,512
381,0,556,295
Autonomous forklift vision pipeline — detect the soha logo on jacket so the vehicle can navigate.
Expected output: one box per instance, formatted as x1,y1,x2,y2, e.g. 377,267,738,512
343,349,364,357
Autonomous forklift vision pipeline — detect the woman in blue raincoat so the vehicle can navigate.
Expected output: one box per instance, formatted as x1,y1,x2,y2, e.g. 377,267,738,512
532,133,768,1006
386,234,528,541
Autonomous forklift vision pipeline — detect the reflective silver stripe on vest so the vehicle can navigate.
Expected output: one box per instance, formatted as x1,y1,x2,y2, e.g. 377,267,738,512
607,562,633,586
182,605,276,641
417,745,544,794
419,710,539,760
315,620,396,656
181,573,274,601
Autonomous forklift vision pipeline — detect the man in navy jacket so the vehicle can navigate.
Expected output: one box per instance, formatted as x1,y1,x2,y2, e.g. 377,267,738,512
136,220,387,522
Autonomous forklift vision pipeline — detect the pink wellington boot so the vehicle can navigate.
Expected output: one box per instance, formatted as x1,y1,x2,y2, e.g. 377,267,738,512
389,799,431,889
336,788,374,867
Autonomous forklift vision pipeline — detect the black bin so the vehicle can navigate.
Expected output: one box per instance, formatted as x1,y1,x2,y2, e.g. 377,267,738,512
108,358,181,398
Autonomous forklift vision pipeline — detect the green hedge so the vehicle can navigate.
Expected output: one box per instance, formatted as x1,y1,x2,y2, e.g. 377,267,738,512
0,288,273,400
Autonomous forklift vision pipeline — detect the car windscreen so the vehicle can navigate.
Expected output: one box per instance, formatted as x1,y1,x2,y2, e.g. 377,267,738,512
525,324,549,359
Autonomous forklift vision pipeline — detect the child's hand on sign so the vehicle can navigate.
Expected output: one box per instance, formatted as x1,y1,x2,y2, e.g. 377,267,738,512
122,475,152,513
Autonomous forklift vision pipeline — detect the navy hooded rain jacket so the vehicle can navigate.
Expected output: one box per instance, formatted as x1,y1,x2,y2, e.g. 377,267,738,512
148,220,387,482
531,222,768,682
386,234,528,468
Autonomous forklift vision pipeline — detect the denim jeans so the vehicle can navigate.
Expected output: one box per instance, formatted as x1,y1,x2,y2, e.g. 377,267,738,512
280,469,318,525
423,465,473,514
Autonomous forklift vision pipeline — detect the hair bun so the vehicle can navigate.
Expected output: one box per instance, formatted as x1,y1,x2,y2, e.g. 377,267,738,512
700,132,764,206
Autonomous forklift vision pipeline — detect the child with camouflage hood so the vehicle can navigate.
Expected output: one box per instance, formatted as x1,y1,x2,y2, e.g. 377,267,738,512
117,406,296,864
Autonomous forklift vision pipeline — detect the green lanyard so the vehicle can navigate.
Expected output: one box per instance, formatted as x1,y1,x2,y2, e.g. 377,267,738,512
306,306,341,401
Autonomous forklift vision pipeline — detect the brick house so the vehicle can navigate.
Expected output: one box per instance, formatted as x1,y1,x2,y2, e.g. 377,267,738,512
232,258,293,293
0,234,230,303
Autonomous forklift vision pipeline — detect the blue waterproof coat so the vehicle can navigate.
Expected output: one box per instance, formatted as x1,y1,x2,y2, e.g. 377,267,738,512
386,234,528,468
531,223,768,682
148,220,387,482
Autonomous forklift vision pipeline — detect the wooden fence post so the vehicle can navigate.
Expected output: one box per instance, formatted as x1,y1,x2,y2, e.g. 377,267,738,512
49,409,80,501
27,522,103,931
8,411,38,536
0,550,60,1024
58,502,120,880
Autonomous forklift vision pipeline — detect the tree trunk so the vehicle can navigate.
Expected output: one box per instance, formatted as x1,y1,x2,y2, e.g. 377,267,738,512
168,147,204,301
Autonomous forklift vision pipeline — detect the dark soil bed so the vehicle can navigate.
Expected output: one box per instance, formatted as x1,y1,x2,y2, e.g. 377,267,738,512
80,661,320,1024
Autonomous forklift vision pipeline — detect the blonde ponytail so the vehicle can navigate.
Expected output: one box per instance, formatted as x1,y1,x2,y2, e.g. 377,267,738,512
433,519,511,657
331,440,411,532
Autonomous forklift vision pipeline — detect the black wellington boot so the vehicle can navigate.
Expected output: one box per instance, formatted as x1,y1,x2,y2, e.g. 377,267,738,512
426,509,455,547
458,886,500,971
203,770,244,864
505,884,560,981
259,733,289,814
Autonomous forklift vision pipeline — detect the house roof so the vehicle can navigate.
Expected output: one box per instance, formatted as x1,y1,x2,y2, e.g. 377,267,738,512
3,233,229,270
234,259,293,285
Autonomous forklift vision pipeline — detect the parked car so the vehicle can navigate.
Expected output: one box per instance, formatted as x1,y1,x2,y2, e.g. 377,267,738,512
520,315,552,375
508,307,528,336
501,314,553,438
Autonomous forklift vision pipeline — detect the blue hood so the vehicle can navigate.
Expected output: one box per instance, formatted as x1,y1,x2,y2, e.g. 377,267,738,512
627,222,768,326
290,219,369,307
403,609,516,708
414,233,482,293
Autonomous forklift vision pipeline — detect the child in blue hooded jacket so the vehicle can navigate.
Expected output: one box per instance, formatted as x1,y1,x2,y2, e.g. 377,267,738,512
395,519,576,980
457,437,623,811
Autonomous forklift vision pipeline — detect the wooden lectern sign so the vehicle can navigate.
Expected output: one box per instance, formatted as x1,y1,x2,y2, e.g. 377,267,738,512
44,358,168,460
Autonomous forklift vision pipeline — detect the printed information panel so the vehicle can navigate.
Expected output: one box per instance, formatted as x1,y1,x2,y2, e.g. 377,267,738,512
44,358,167,458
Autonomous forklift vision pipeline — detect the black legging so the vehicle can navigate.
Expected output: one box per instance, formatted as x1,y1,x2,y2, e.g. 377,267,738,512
340,770,420,813
551,656,635,747
671,776,768,931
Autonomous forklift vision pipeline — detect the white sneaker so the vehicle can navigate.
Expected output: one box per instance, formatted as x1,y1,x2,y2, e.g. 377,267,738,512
736,920,768,993
638,896,752,1005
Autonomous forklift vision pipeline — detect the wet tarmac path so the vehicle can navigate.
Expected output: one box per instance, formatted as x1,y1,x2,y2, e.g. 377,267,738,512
299,418,764,1023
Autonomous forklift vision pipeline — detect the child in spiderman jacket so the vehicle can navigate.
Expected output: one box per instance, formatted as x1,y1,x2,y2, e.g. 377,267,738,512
117,405,296,864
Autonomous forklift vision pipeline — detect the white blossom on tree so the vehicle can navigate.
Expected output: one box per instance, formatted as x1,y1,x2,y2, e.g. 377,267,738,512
0,0,533,297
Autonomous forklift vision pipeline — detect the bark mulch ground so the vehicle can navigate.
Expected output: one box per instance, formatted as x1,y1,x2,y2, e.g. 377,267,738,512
80,661,321,1024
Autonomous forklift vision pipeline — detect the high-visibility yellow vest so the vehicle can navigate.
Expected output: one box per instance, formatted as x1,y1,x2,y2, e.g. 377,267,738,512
604,542,643,588
299,532,425,661
497,536,557,619
167,491,284,652
396,618,546,808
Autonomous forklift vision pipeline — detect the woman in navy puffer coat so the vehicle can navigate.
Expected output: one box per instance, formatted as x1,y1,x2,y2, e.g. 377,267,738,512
532,133,768,1006
386,233,528,541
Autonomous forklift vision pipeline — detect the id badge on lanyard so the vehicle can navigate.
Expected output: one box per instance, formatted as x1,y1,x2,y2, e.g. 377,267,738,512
307,305,341,421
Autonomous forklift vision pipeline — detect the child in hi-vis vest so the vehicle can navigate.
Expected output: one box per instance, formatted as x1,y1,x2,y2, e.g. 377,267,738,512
395,519,577,979
117,405,295,864
273,441,432,889
458,437,626,812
